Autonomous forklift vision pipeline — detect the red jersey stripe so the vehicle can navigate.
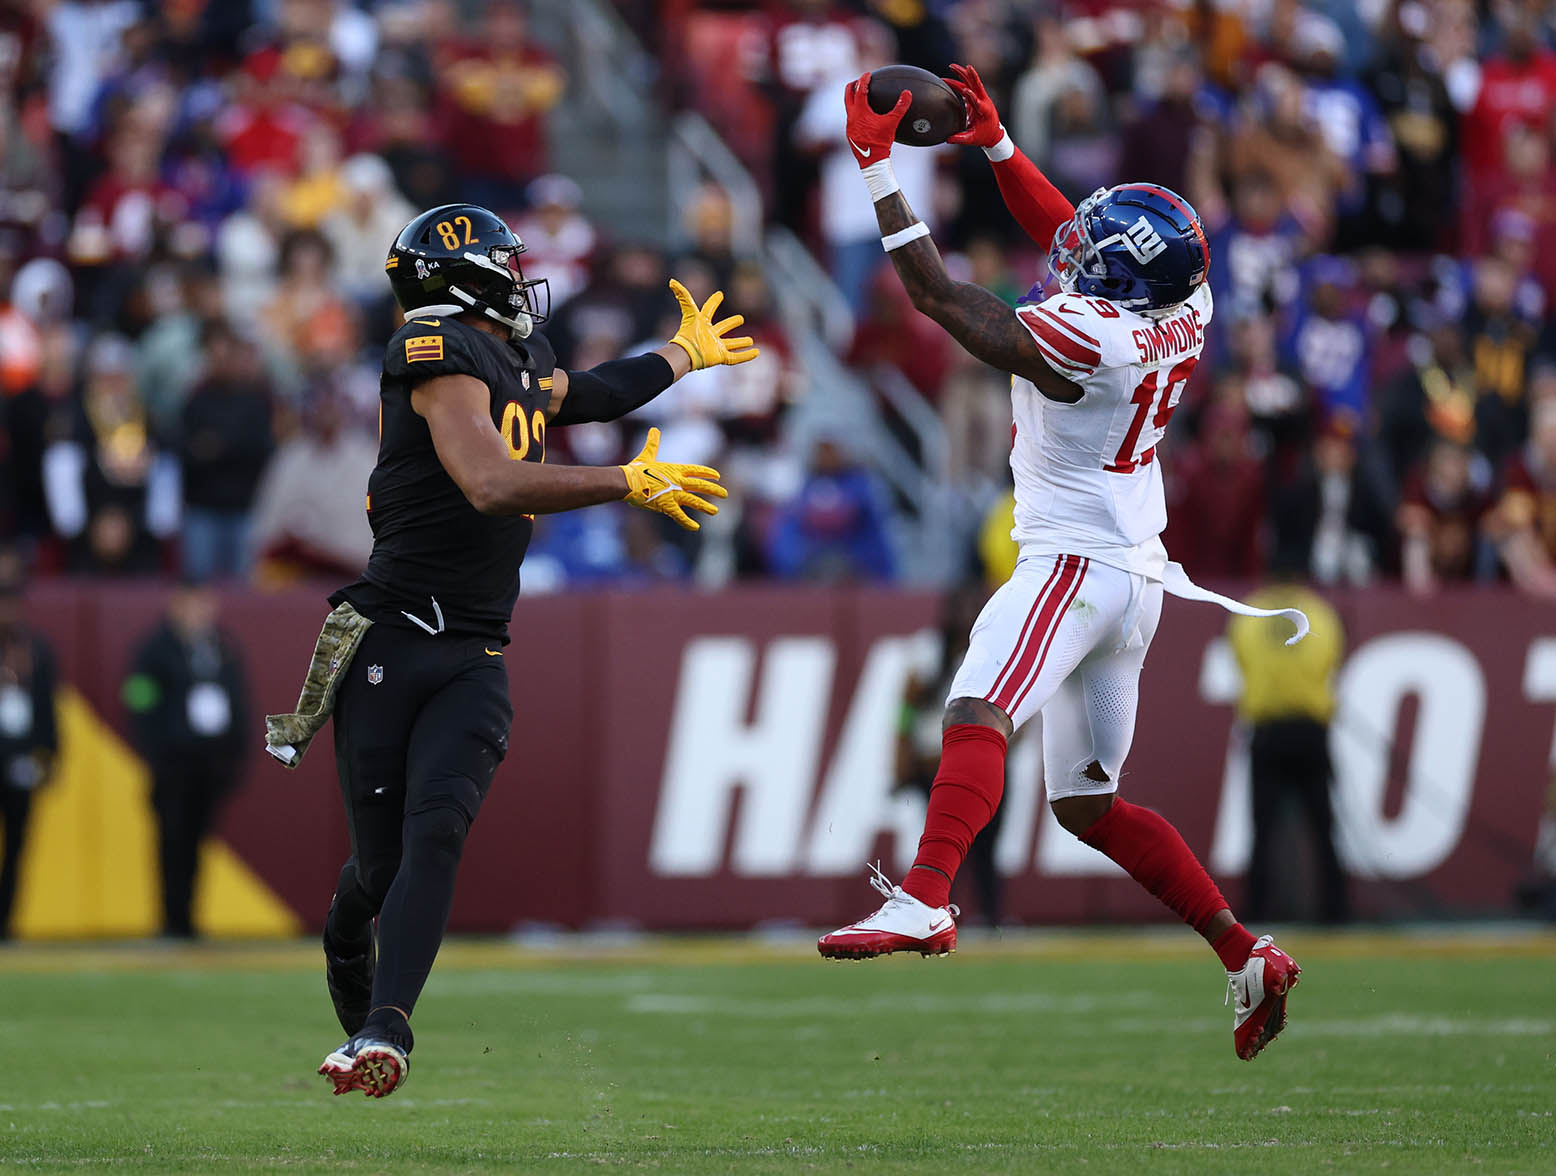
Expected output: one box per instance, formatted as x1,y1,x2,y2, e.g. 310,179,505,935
1034,304,1100,347
1032,341,1091,375
1025,315,1101,368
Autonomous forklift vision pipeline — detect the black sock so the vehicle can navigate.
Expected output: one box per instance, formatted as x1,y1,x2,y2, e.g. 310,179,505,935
369,805,468,1022
360,1005,414,1053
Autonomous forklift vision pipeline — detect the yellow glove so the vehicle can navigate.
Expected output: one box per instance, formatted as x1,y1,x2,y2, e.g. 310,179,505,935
667,279,760,369
619,427,730,531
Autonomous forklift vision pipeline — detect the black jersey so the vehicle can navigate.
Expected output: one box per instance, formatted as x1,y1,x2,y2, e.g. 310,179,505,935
332,315,555,640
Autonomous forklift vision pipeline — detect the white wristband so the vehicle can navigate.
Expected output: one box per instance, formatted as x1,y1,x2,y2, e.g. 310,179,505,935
881,221,930,252
983,128,1014,162
860,158,899,203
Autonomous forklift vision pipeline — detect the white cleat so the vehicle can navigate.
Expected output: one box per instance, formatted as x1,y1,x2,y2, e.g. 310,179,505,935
817,863,959,960
1227,934,1301,1060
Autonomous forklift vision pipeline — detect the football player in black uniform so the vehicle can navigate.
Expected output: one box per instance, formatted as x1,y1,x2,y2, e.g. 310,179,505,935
290,204,755,1097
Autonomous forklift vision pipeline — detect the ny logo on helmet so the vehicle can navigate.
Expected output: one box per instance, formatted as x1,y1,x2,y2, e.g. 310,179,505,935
1122,216,1167,264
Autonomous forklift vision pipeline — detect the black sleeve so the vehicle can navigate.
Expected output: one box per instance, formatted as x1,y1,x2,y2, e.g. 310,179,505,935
551,353,677,426
383,321,487,384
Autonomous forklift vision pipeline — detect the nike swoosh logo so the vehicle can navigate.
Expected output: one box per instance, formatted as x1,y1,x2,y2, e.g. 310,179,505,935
1056,304,1083,317
413,318,441,326
484,648,502,657
928,917,951,932
848,137,872,159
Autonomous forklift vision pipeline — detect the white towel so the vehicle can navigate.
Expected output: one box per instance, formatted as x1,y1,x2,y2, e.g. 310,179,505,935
1161,561,1310,646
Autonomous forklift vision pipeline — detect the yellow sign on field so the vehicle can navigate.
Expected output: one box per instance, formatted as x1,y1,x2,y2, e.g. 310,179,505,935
12,689,301,939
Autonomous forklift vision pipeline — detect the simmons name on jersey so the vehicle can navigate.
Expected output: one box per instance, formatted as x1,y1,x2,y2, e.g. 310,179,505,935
1009,282,1214,579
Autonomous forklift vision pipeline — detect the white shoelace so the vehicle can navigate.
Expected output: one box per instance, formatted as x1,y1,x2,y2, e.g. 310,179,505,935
867,860,896,900
865,861,960,919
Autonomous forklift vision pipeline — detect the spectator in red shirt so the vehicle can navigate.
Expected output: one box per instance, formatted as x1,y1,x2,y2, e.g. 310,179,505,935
69,114,186,267
1464,124,1556,304
1397,435,1495,593
1461,12,1556,198
1162,397,1266,579
436,4,565,210
216,52,311,177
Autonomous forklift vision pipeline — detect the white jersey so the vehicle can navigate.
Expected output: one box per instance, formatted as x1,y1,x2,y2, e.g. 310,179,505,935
1008,283,1214,580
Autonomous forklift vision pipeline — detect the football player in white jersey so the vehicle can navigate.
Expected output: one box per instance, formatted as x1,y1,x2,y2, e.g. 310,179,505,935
818,66,1308,1061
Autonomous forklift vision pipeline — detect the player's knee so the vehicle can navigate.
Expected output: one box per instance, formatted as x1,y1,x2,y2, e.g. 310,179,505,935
1051,793,1115,836
402,796,473,865
943,696,1013,739
356,857,401,905
1050,762,1116,835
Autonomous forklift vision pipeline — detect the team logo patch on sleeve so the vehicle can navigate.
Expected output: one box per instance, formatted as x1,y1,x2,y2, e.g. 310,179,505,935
405,334,444,363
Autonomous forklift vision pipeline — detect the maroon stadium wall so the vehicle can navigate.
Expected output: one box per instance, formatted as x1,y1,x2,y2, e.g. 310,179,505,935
28,582,1553,931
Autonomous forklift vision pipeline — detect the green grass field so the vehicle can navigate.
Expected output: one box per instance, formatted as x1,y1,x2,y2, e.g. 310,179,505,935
2,930,1553,1174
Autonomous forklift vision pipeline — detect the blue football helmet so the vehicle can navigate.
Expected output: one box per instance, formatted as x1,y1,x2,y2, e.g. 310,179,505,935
1047,184,1210,312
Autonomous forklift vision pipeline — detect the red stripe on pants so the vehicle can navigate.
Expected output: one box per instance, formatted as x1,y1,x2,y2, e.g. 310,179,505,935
990,555,1080,713
986,556,1064,704
1006,557,1089,716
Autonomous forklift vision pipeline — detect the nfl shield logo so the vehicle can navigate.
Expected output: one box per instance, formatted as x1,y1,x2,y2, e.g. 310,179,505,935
522,370,531,390
367,665,384,685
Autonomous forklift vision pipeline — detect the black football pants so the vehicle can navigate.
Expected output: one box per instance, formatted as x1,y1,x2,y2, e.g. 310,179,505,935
325,624,511,1040
1245,717,1348,925
152,759,233,937
0,785,33,938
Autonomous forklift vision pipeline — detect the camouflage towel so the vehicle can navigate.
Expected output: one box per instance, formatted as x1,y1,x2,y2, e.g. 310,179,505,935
264,602,374,769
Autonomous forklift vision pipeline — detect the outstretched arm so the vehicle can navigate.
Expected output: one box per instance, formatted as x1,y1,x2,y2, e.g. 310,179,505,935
845,74,1079,402
945,64,1075,249
549,279,758,423
873,189,1076,398
414,376,727,528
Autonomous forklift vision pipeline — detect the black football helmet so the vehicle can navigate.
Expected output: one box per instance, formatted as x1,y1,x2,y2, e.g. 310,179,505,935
385,203,549,340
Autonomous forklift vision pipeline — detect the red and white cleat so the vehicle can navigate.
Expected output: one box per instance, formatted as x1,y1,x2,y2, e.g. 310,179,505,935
817,863,958,960
1227,935,1301,1060
319,1036,410,1098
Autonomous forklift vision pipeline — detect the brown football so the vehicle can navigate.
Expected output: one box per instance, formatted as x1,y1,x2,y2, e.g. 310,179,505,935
867,64,966,147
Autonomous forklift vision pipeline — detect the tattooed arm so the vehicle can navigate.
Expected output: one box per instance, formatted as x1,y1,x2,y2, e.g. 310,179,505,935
874,191,1081,404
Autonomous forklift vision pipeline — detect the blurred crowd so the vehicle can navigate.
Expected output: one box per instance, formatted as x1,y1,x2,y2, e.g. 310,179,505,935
669,0,1556,595
0,0,815,588
10,0,1556,595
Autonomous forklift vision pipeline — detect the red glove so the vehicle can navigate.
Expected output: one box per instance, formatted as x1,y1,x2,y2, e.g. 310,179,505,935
943,61,1073,244
844,71,912,169
945,63,1005,150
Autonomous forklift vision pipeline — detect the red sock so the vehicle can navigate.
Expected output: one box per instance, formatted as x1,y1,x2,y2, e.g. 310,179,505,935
901,724,1008,909
1211,923,1258,971
1080,799,1231,935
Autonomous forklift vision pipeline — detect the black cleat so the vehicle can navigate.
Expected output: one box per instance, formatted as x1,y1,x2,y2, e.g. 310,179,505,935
323,928,375,1037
